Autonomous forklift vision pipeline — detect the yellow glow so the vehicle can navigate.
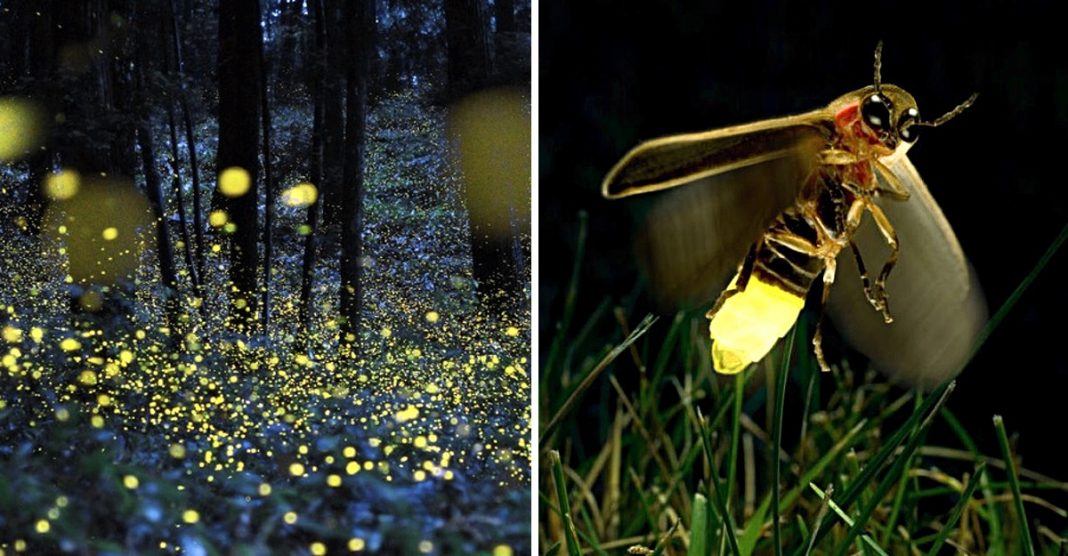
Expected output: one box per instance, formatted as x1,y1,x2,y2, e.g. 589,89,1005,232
258,483,271,496
395,405,419,423
283,182,318,208
348,538,366,551
2,326,21,343
418,541,433,554
182,509,199,524
218,167,251,197
283,511,297,524
310,543,326,556
493,546,514,556
101,227,118,241
35,519,50,534
44,169,80,201
425,311,439,323
708,273,805,374
0,97,47,162
209,210,228,228
326,474,342,487
289,462,305,476
123,474,139,489
59,338,81,352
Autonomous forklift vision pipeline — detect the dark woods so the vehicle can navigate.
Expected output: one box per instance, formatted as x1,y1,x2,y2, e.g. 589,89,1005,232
0,0,531,350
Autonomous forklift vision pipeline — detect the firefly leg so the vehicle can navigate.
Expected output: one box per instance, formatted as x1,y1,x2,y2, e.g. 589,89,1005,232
812,257,837,373
849,240,879,308
866,202,899,323
872,160,910,201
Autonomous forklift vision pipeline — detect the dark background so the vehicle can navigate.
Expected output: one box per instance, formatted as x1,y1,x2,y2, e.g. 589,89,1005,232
541,1,1068,481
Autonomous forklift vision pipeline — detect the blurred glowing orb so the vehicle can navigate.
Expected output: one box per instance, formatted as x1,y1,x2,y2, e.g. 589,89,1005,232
0,96,47,162
218,166,251,197
209,210,228,228
282,182,318,208
44,168,81,201
447,88,530,237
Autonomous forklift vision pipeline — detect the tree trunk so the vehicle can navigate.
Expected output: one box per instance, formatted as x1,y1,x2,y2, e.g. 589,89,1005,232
168,0,206,283
443,0,492,100
217,0,263,331
495,0,516,33
444,0,524,318
300,0,327,343
259,17,276,328
320,0,346,228
339,0,374,354
167,101,202,295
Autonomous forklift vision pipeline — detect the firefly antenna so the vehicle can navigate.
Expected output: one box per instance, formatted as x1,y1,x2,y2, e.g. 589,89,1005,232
917,93,979,127
873,41,884,94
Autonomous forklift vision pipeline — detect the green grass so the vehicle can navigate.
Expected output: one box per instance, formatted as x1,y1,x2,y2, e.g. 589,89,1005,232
539,220,1068,554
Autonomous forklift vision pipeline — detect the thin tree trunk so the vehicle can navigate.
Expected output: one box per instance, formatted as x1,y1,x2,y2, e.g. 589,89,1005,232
320,0,346,228
300,0,327,343
259,20,276,328
169,0,205,282
167,101,202,295
138,123,181,332
495,0,515,33
217,0,263,331
338,0,373,354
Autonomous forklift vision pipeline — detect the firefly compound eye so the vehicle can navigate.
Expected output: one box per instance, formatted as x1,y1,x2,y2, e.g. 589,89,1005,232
861,94,892,130
897,107,921,143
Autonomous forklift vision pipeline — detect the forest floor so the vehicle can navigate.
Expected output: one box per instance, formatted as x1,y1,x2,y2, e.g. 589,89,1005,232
0,90,530,554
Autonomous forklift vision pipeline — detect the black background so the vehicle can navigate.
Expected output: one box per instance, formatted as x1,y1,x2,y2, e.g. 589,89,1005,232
540,1,1068,483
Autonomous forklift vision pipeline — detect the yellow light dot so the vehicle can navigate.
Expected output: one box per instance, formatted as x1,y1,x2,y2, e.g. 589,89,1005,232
289,462,305,476
380,327,391,338
2,326,22,343
43,169,81,201
258,483,271,496
345,461,359,475
418,540,433,553
169,444,186,459
343,446,356,458
56,496,68,507
326,474,342,487
30,327,43,343
55,408,70,421
35,519,50,534
413,470,426,481
211,243,222,253
123,474,139,489
492,545,513,556
395,405,419,423
425,311,439,323
414,436,428,448
209,210,228,228
310,542,327,556
218,166,251,197
283,511,297,524
59,338,81,352
182,509,199,524
282,182,318,208
101,227,119,240
348,538,366,551
90,415,104,428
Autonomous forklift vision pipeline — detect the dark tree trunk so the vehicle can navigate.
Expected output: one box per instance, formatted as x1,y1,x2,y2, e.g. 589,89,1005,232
217,0,263,330
137,123,181,332
339,0,374,353
495,0,516,33
320,0,346,228
167,101,202,295
443,0,492,100
168,0,206,282
300,0,327,342
259,18,276,328
444,0,524,318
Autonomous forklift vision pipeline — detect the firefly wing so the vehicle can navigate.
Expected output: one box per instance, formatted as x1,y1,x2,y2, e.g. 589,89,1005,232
603,112,833,309
828,155,987,390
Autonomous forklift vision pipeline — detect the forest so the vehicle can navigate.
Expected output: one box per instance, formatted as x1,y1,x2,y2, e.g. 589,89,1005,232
0,0,531,553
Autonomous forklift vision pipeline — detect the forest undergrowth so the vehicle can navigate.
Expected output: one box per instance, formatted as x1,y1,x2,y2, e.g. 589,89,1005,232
0,90,530,555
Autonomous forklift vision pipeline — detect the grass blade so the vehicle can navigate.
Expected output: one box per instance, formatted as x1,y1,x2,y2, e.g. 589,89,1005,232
542,314,656,444
809,484,890,556
771,326,797,556
924,462,987,556
994,415,1035,556
550,450,583,556
696,408,742,556
687,493,710,556
830,383,956,556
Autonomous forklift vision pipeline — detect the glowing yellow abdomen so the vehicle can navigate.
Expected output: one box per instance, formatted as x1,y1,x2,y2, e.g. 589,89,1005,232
708,273,807,374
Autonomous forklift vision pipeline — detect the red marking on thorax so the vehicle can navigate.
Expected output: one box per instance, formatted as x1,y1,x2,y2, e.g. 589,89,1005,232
831,102,876,188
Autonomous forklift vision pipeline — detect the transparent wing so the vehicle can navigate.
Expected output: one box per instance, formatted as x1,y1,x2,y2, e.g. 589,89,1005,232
828,156,987,390
602,112,833,198
635,144,822,310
